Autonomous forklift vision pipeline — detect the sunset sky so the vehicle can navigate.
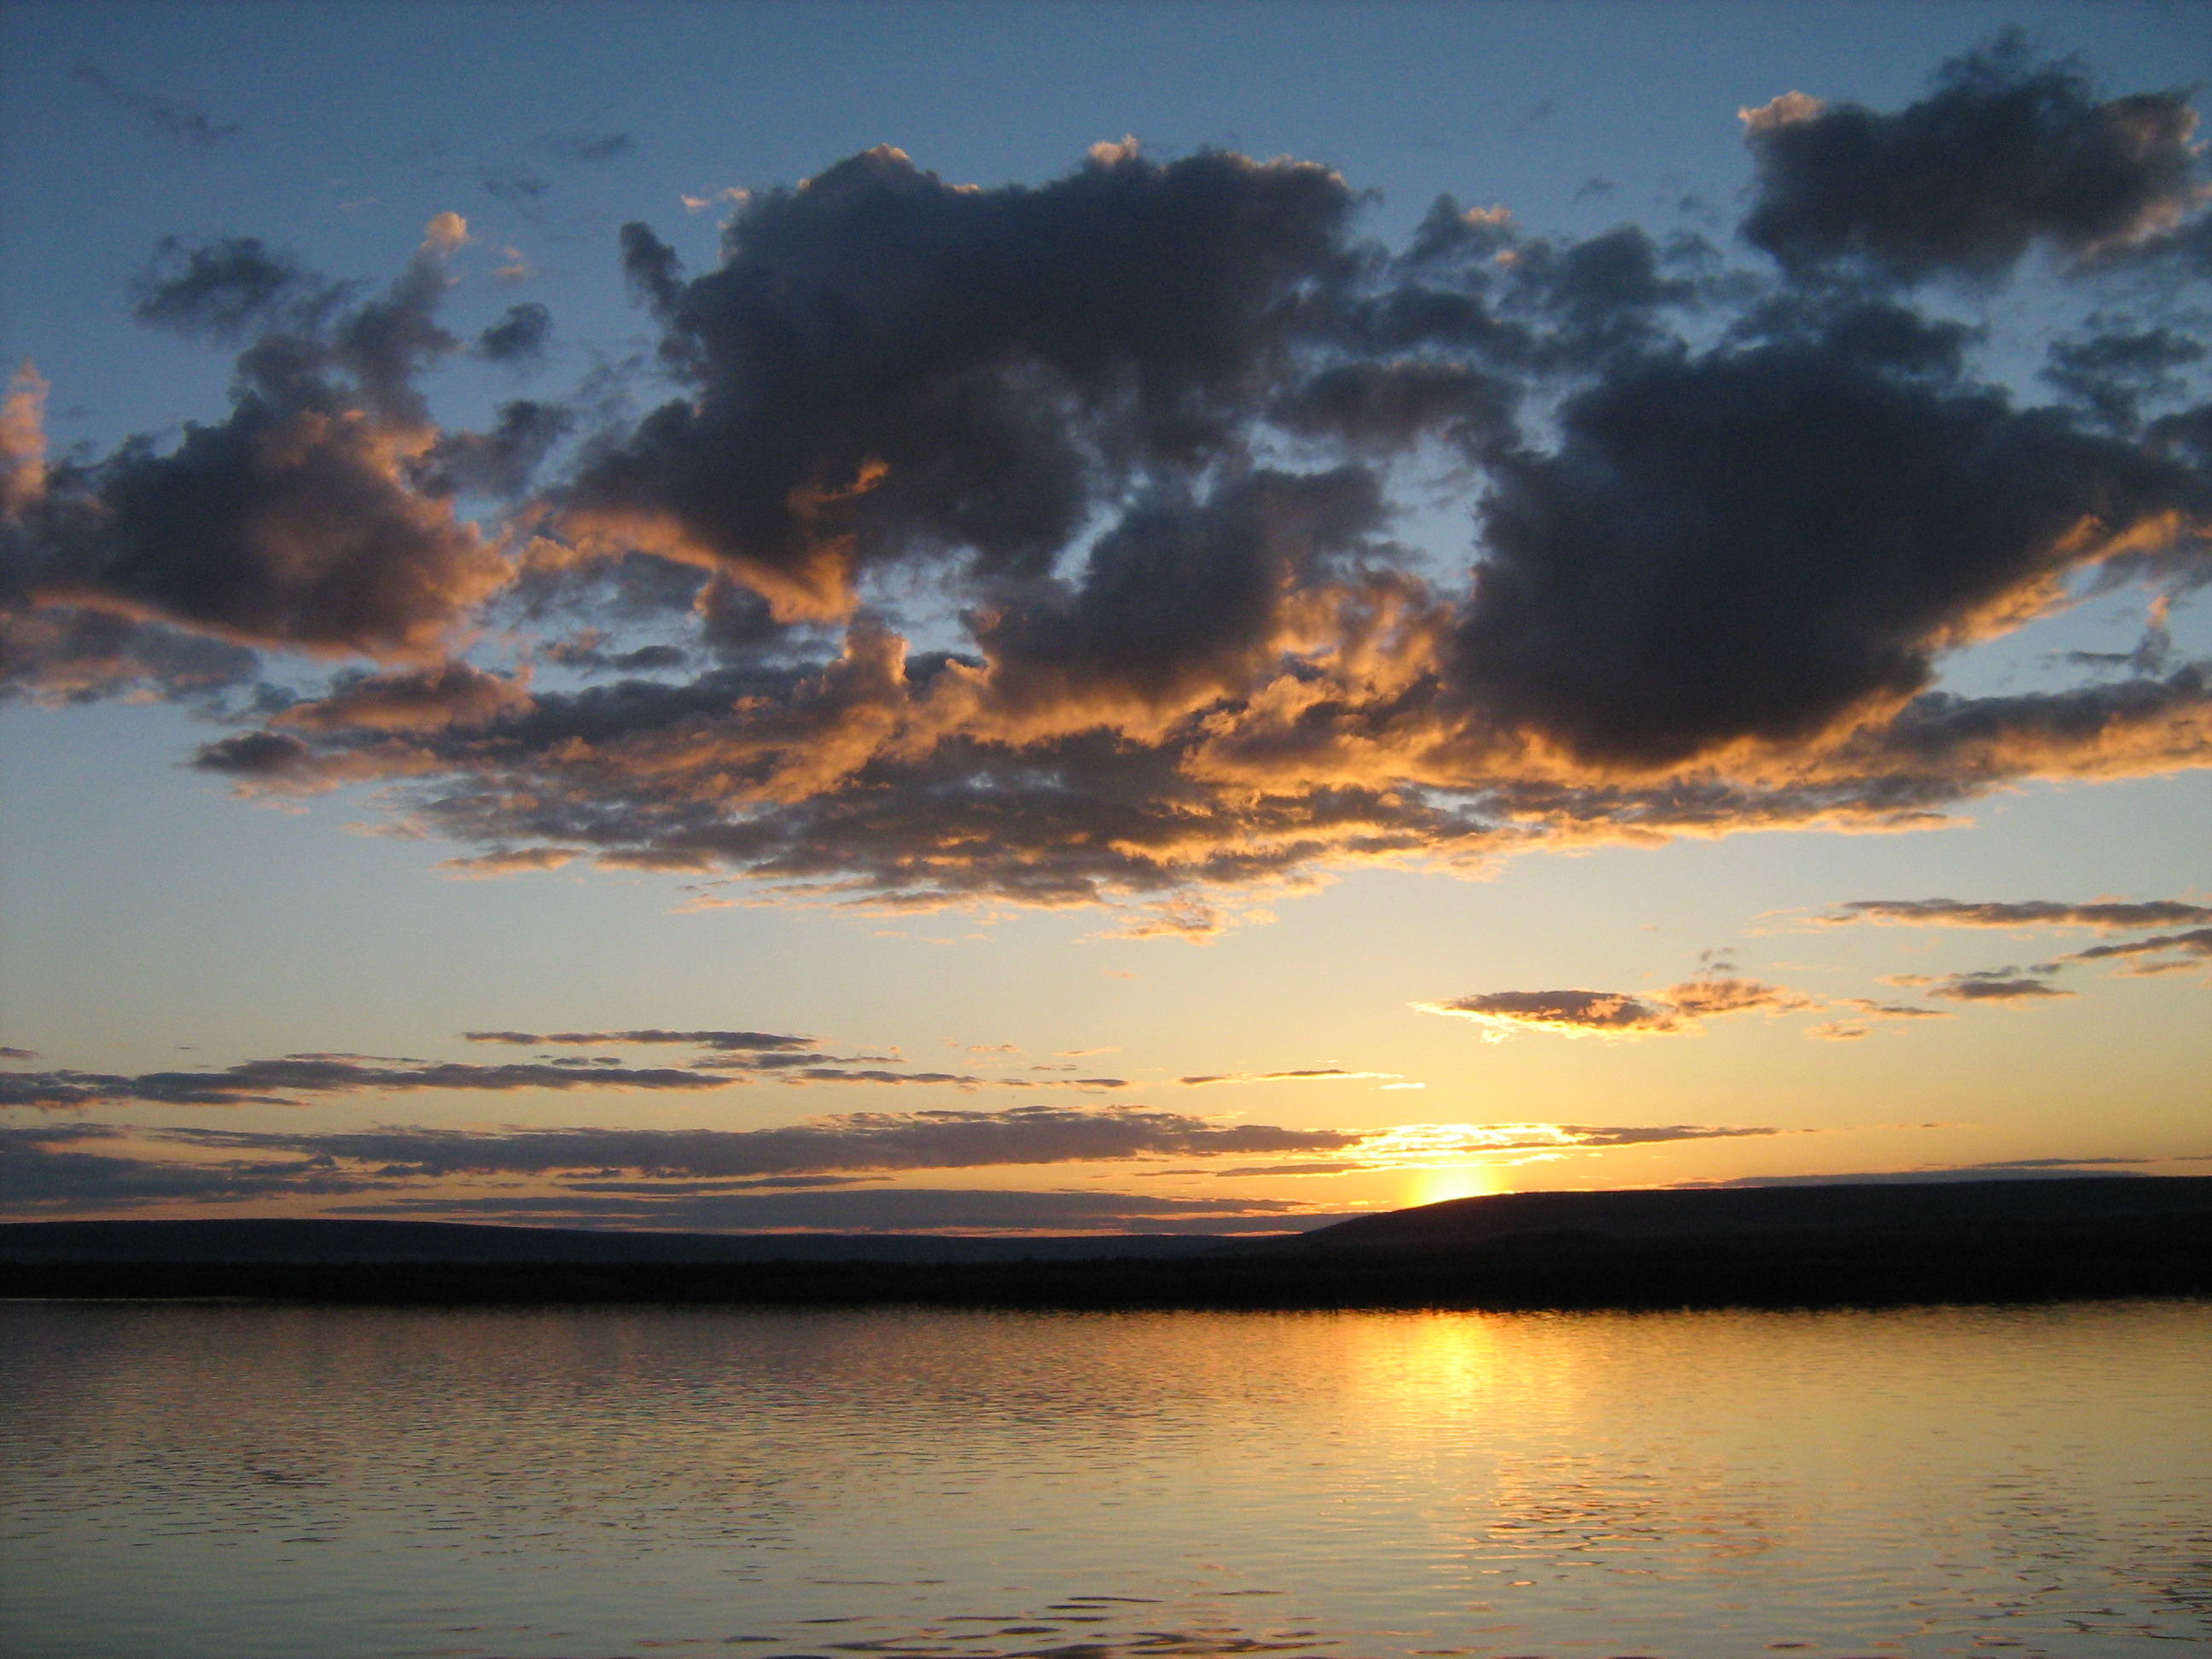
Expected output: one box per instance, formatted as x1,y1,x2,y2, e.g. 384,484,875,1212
3,0,2206,1234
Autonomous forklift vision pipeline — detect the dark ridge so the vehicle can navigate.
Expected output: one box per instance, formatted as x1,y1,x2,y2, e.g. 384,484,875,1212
0,1217,1232,1266
1287,1173,2212,1249
4,1177,2207,1310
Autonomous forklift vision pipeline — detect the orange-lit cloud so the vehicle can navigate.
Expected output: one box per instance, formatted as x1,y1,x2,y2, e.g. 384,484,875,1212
8,44,2208,917
1416,978,1817,1041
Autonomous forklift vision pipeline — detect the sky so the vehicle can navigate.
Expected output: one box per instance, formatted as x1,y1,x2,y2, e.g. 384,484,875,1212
2,0,2208,1235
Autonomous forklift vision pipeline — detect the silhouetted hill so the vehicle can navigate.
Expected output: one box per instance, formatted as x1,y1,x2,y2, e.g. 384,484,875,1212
1287,1174,2212,1250
0,1216,1230,1266
4,1176,2207,1309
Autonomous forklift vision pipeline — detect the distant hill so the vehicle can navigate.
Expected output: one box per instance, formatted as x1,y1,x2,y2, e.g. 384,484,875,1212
1288,1174,2212,1249
0,1216,1231,1266
4,1176,2207,1310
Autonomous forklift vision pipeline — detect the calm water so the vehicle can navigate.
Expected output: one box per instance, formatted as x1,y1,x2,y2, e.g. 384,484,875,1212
2,1300,2205,1659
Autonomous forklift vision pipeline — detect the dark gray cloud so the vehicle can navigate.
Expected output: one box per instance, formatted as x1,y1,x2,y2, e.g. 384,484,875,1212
2064,927,2212,973
542,131,635,165
131,237,335,341
1457,329,2201,766
1739,35,2203,280
2044,328,2205,433
544,637,689,675
1826,898,2212,929
477,303,553,365
1417,978,1815,1039
152,1107,1356,1176
972,467,1388,711
567,143,1360,611
1,1123,370,1210
323,1187,1327,1232
0,1118,1335,1228
4,219,507,666
1908,969,2075,1004
0,1105,1364,1220
0,1112,1819,1221
0,1055,748,1110
465,1027,817,1051
73,63,239,148
0,608,259,707
1420,988,1682,1036
1680,1155,2209,1187
9,44,2209,911
414,400,573,498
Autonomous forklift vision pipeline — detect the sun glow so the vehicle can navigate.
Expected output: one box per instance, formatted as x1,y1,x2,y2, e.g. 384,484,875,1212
1406,1163,1504,1208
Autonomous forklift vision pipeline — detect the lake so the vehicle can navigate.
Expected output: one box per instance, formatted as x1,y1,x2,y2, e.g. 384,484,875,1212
2,1300,2205,1657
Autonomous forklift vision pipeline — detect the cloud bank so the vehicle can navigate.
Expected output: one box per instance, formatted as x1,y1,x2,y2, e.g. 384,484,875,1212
0,1112,1809,1227
6,39,2208,918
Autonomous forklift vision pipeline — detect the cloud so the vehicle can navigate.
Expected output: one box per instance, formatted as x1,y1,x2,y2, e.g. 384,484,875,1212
2045,328,2205,434
324,1187,1332,1233
564,143,1363,618
1417,977,1815,1040
73,63,239,148
0,1055,750,1110
1455,323,2200,768
2064,927,2212,975
0,1121,1338,1230
9,48,2210,915
542,131,635,165
1,1123,373,1209
435,847,580,878
1824,898,2212,930
275,661,531,733
1906,969,2076,1004
465,1027,818,1051
1416,989,1684,1039
0,1110,1820,1223
477,303,552,365
131,237,330,341
1679,1156,2205,1188
1176,1069,1402,1086
4,221,515,678
1739,34,2202,278
149,1106,1358,1176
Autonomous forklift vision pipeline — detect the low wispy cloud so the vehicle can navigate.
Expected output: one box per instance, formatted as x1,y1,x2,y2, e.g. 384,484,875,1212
2064,927,2212,975
0,1055,750,1110
541,131,635,165
1415,978,1816,1041
0,1022,1153,1107
1884,969,2075,1004
73,63,239,147
0,1110,1833,1224
0,1123,1338,1232
1176,1068,1402,1086
466,1027,818,1052
1679,1155,2209,1189
1824,898,2212,930
1816,895,2212,1001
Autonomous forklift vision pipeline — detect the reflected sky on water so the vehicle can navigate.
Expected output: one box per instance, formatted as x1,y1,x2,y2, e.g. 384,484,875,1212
3,1300,2207,1657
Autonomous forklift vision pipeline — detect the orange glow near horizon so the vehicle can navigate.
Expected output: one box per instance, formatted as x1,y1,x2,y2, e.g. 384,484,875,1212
1404,1163,1507,1208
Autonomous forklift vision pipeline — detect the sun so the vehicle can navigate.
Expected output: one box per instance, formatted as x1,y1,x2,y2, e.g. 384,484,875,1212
1406,1164,1502,1208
